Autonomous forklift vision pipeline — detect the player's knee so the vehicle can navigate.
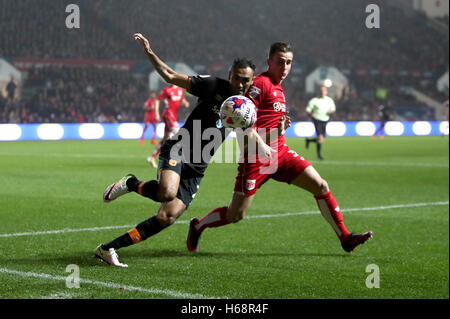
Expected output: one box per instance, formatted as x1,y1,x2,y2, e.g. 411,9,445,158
318,135,324,144
156,212,177,227
157,188,177,202
317,178,329,194
227,208,246,223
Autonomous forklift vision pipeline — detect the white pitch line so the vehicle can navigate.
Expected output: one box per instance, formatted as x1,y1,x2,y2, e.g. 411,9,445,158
0,267,222,299
0,201,447,238
0,225,136,238
245,201,449,219
310,160,449,168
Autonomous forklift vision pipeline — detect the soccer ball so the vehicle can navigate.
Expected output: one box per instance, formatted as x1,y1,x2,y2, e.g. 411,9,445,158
219,95,257,129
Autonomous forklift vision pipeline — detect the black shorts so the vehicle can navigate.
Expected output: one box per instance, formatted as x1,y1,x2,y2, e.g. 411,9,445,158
158,142,203,208
312,118,328,136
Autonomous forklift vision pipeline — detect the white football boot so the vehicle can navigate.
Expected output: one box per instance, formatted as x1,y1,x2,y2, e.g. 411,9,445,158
103,174,136,202
147,156,158,168
94,245,128,268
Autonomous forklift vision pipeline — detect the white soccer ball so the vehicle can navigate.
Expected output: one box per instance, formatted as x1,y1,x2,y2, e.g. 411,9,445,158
219,95,257,129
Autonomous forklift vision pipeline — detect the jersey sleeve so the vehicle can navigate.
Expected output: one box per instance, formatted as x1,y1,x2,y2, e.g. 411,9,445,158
188,75,215,98
158,88,167,101
246,77,265,108
306,98,315,112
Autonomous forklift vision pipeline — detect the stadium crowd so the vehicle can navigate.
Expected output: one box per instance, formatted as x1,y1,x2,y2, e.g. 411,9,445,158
0,0,447,123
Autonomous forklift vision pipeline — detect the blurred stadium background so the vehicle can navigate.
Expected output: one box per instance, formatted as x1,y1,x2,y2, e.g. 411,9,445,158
0,0,448,132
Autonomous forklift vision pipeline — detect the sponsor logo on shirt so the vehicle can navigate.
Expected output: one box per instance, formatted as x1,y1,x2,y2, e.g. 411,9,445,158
249,86,261,99
273,102,286,112
212,105,220,114
246,180,256,191
169,159,177,166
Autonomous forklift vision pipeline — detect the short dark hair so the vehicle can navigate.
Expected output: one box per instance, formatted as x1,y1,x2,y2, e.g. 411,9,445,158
232,58,256,72
269,42,293,59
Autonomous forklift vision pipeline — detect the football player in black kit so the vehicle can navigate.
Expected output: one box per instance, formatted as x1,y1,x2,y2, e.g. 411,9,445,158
94,33,272,267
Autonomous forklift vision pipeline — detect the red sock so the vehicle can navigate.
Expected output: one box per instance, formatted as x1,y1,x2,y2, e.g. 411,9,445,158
152,143,161,158
195,206,229,233
314,191,350,240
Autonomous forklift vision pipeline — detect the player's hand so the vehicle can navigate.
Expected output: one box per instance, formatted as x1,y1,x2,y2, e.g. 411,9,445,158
278,114,291,136
155,115,161,122
259,142,277,159
133,33,152,53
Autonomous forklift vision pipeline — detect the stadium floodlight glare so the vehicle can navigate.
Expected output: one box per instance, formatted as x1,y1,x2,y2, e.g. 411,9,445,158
118,123,143,139
323,79,333,88
355,121,376,136
439,121,449,135
384,121,404,136
326,121,346,136
412,121,432,136
294,122,315,137
0,124,22,141
78,123,104,140
37,124,64,140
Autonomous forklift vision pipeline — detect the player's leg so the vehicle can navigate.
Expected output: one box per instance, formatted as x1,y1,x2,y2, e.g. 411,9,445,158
316,133,324,160
379,121,386,139
126,169,180,202
291,165,350,237
187,161,264,252
187,192,255,252
305,120,317,149
151,122,158,145
103,142,183,204
149,120,177,168
291,165,372,252
95,198,186,267
141,121,149,145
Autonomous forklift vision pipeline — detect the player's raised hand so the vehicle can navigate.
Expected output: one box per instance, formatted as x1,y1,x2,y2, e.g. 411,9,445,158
133,33,151,53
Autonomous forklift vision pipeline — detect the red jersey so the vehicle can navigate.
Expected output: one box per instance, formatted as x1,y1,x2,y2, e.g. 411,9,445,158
158,85,185,117
246,72,287,148
144,98,156,114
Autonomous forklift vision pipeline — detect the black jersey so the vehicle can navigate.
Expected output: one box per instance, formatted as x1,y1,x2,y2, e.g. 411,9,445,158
163,75,232,175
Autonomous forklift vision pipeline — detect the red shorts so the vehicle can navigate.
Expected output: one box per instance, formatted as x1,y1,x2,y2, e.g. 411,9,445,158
162,110,179,133
234,145,311,196
144,112,156,124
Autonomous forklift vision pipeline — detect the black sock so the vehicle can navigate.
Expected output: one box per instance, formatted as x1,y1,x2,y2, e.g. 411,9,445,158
102,233,133,250
101,216,166,251
127,178,160,202
308,138,317,143
126,176,141,191
135,216,167,239
317,143,322,158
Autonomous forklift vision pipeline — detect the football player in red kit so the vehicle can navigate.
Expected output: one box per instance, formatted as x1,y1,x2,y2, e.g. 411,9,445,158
187,42,373,253
148,84,190,167
140,90,160,145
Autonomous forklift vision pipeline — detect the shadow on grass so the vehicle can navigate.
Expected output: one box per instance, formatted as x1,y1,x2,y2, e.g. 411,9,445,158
0,247,374,270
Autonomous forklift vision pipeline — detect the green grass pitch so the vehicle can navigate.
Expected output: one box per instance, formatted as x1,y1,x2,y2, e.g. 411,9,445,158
0,136,448,299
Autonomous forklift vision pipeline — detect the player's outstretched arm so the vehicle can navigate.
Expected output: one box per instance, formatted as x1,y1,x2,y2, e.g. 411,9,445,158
236,128,276,159
133,33,189,90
